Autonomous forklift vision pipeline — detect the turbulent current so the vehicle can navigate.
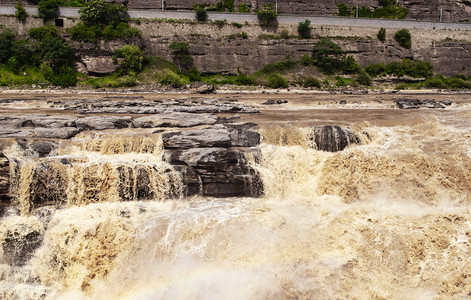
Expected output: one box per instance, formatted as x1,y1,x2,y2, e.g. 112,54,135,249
2,96,471,299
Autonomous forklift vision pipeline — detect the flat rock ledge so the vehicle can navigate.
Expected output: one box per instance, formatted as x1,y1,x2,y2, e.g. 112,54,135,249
0,96,263,211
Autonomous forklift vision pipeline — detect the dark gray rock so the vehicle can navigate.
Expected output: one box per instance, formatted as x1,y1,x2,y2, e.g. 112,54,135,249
0,155,10,204
164,147,263,197
309,125,361,152
395,99,445,109
2,225,43,267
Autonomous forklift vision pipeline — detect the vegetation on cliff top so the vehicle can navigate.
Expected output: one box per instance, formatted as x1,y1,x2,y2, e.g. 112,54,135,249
70,0,141,43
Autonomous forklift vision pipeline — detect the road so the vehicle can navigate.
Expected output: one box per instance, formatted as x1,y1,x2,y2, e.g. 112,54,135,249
1,5,471,31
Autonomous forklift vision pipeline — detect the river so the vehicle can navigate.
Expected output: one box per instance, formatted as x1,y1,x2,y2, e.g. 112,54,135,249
1,91,471,299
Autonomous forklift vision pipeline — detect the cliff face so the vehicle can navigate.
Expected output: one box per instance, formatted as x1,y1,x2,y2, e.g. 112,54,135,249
0,14,470,77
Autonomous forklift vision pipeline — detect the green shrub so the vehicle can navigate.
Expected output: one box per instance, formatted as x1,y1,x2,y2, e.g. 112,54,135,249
266,73,288,88
394,28,411,49
365,63,385,77
279,29,290,39
259,59,296,74
238,2,250,13
38,0,59,21
365,59,433,78
79,0,127,26
157,69,184,87
15,0,28,22
256,3,277,26
213,19,227,26
300,54,314,66
335,76,349,87
227,32,248,40
235,68,255,85
298,20,311,39
337,4,351,16
303,77,321,88
102,22,141,41
169,41,193,72
39,37,74,70
312,37,349,74
112,45,143,74
231,22,242,28
423,76,446,89
187,66,201,82
28,24,59,41
10,39,35,67
377,28,386,42
447,76,471,89
70,22,100,43
45,66,78,87
0,29,15,64
356,69,372,86
194,5,207,22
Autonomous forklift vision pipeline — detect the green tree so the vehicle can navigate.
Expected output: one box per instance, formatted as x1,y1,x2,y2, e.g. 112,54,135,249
15,0,28,22
311,37,346,74
238,2,250,12
194,5,207,22
256,3,277,26
38,0,59,21
79,0,127,26
377,28,386,42
112,45,143,74
337,4,351,16
169,41,193,72
298,20,311,39
0,29,15,64
394,28,411,49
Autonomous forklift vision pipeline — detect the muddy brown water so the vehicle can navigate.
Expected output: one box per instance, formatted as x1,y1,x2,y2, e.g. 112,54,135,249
2,91,471,299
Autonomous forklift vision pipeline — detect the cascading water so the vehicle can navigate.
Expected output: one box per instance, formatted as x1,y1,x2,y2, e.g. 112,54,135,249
2,110,471,299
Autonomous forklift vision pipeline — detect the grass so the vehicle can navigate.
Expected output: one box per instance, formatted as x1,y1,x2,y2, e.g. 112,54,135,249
0,65,47,86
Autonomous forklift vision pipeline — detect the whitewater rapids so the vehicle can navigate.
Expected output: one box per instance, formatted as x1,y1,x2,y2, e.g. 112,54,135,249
2,109,471,299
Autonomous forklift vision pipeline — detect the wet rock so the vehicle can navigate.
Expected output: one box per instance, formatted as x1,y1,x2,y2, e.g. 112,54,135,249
440,100,453,106
395,99,445,109
0,154,10,203
227,123,260,147
2,225,43,267
309,125,361,152
163,129,232,149
16,139,59,157
164,147,263,197
261,99,288,105
133,112,217,128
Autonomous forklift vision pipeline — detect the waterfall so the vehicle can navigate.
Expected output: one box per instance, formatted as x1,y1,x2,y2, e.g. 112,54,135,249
2,113,471,299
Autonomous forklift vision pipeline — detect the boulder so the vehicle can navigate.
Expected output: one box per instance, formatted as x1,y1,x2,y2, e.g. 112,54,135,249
164,147,263,197
395,99,445,109
190,82,215,94
81,56,120,76
309,125,361,152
